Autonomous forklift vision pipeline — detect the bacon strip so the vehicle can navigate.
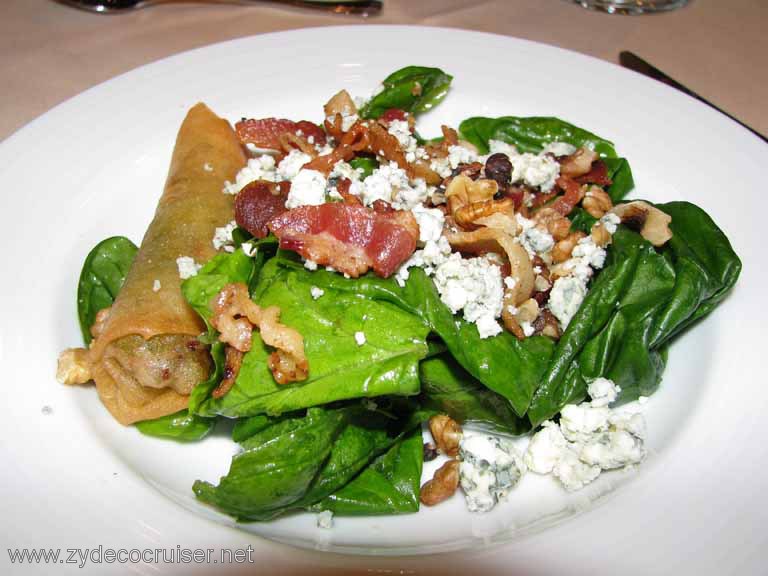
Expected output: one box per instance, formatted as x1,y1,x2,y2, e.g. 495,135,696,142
268,203,419,278
234,180,289,238
574,159,612,186
550,175,586,216
235,118,326,151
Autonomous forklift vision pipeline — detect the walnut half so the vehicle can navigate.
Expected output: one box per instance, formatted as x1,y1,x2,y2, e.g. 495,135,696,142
56,348,92,385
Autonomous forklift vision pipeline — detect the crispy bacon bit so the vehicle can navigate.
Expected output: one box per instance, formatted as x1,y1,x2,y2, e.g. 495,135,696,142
212,346,243,399
268,203,419,278
574,159,612,186
367,121,410,172
550,175,586,216
305,122,369,174
211,283,308,385
380,108,408,123
235,118,326,151
235,181,289,238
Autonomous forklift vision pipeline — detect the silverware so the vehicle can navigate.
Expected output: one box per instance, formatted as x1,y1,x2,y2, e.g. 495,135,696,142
619,50,767,143
54,0,381,15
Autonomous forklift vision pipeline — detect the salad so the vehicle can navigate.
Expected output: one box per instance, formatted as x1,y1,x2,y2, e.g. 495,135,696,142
57,66,741,524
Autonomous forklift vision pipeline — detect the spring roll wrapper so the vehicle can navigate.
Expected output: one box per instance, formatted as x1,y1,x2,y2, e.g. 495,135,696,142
89,103,246,424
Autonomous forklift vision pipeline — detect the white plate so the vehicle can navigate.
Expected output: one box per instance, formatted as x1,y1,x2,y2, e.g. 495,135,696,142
0,26,764,575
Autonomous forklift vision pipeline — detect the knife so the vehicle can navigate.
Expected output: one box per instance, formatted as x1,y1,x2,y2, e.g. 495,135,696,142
619,50,767,144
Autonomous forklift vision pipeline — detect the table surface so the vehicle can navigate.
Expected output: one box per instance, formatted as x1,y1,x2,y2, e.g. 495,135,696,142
2,0,767,142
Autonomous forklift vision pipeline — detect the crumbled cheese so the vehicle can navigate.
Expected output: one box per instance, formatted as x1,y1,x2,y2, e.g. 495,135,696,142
410,204,445,245
488,139,519,158
277,149,311,181
459,433,526,513
571,236,607,271
354,331,366,346
523,421,567,474
395,235,453,286
152,279,162,292
387,119,418,156
433,254,504,339
524,377,646,492
510,153,560,192
601,212,621,235
241,241,258,258
588,377,621,407
559,403,611,444
341,112,359,132
310,286,325,300
429,156,452,178
447,145,478,169
359,162,428,210
304,259,318,271
223,155,277,195
552,445,601,491
329,160,362,182
515,214,554,257
176,256,202,279
285,169,327,208
542,141,577,157
548,276,587,328
212,220,237,252
316,510,334,529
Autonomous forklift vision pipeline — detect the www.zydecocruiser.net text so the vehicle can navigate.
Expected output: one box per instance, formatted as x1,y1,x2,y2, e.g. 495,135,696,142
8,545,258,568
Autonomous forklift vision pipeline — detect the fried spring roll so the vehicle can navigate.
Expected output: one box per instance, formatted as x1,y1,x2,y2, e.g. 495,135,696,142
89,103,246,424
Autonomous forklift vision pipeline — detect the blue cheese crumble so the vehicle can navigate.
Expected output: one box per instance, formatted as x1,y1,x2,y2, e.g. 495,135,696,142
459,432,526,513
524,378,646,492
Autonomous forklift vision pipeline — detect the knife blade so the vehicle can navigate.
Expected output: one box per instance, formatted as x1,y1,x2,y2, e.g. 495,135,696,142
619,51,767,144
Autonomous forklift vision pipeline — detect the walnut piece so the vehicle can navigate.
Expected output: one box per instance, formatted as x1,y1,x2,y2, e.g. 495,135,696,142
56,348,92,385
582,186,613,218
420,460,460,506
211,283,308,385
429,414,463,457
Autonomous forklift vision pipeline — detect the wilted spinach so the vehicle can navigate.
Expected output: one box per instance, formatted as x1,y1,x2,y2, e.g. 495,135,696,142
135,409,215,441
527,202,741,425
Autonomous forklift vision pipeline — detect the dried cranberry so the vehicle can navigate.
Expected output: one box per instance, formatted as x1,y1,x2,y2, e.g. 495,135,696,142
484,153,512,191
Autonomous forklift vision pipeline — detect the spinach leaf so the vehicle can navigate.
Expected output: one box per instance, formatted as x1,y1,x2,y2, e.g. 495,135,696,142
359,66,453,119
603,157,635,202
77,236,138,345
309,427,423,516
181,248,255,327
400,269,554,417
195,260,430,418
193,407,349,521
528,202,741,425
419,355,530,435
348,157,379,179
231,414,277,443
459,116,618,158
135,409,215,441
273,259,554,418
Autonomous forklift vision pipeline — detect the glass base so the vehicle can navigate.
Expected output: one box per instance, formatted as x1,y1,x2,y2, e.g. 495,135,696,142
571,0,690,15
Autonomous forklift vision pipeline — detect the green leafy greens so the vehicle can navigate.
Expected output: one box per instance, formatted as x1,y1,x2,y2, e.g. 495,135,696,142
77,236,138,345
359,66,453,119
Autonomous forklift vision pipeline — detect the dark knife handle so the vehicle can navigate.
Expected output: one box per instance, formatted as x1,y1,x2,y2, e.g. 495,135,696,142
619,51,767,144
